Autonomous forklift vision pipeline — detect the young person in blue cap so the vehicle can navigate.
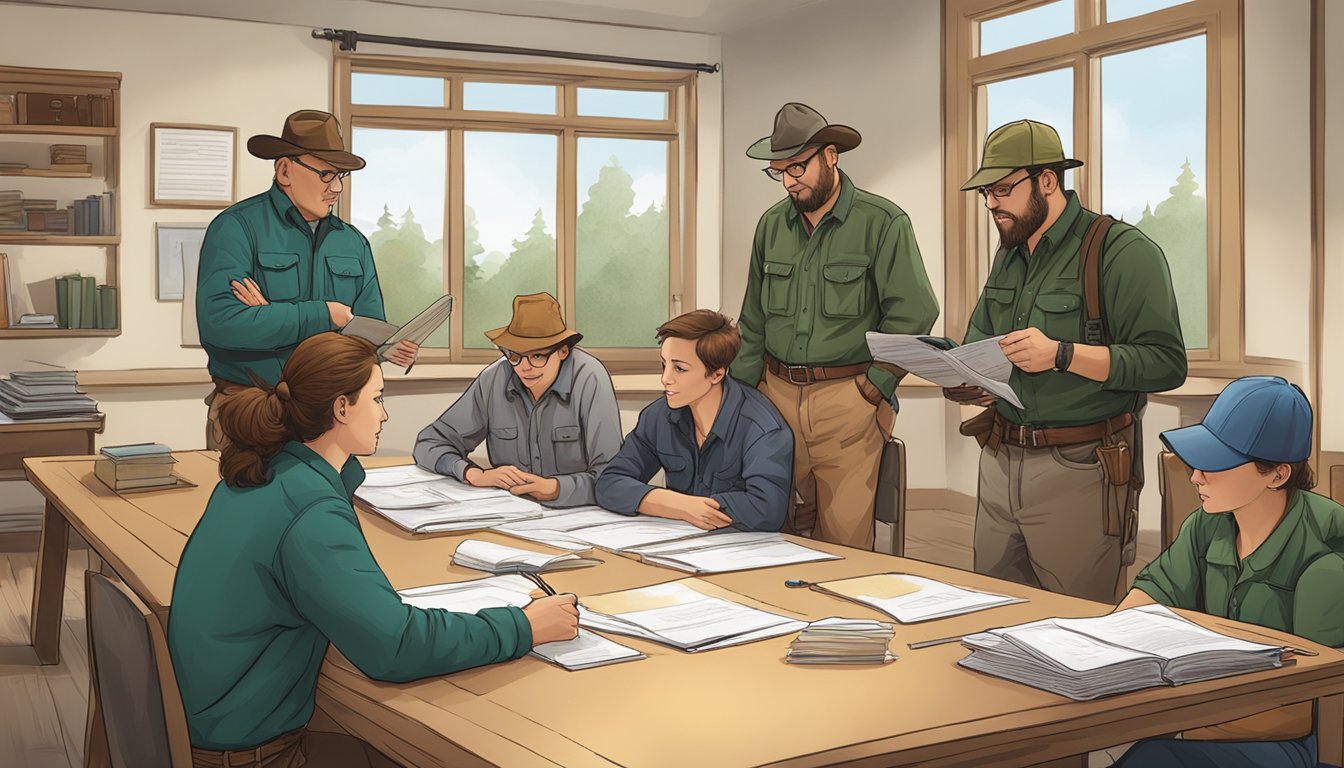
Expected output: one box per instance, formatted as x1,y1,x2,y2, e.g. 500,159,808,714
1113,376,1344,768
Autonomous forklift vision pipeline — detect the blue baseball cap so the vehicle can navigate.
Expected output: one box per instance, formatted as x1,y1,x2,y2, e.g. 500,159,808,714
1160,376,1312,472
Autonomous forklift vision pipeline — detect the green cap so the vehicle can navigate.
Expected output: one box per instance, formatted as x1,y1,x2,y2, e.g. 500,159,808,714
960,119,1082,191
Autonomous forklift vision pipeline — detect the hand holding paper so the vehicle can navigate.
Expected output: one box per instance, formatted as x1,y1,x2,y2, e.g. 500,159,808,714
866,332,1024,408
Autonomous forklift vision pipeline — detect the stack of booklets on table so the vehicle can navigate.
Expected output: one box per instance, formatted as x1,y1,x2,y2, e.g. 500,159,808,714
807,572,1025,623
0,368,99,420
958,603,1285,701
450,538,601,574
94,443,184,492
492,505,708,553
354,465,543,533
624,530,841,574
579,578,808,652
398,574,645,670
786,618,897,665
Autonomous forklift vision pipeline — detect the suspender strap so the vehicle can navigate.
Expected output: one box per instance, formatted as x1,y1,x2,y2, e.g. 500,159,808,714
1080,214,1116,345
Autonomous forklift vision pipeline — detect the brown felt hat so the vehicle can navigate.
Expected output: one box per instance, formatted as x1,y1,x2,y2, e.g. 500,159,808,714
485,293,583,351
247,110,365,171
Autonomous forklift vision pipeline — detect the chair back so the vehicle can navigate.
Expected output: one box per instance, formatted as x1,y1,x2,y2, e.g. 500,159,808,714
1330,465,1344,506
874,437,907,555
1159,451,1202,549
85,570,193,768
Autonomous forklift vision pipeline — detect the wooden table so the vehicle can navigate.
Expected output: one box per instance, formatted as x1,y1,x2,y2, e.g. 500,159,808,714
23,452,1344,768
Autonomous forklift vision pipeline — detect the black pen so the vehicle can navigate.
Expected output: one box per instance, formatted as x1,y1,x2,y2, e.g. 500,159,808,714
520,570,556,596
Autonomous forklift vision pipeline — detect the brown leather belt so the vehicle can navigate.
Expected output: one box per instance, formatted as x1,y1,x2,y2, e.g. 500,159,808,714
764,355,869,386
190,727,302,767
991,411,1133,449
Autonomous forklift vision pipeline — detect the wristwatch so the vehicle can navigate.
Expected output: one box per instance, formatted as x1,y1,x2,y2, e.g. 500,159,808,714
1053,341,1075,372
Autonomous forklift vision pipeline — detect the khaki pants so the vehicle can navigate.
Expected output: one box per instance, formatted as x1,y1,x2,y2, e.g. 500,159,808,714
204,388,241,451
972,425,1135,603
760,370,894,550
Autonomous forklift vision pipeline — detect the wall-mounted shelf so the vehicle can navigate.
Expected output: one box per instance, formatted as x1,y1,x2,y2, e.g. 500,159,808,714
0,327,119,338
0,125,116,137
0,167,94,178
0,234,118,246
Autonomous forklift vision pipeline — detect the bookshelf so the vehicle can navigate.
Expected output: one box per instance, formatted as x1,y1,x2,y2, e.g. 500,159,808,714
0,65,121,338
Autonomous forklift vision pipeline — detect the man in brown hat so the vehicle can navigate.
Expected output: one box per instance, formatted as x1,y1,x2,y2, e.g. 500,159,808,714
730,102,939,550
947,119,1185,603
196,109,418,448
414,293,623,507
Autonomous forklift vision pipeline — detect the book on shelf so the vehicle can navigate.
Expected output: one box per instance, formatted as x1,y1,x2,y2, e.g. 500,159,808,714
0,251,8,328
96,284,116,329
79,275,95,329
0,95,14,125
25,208,69,233
16,93,110,127
17,314,58,328
49,144,88,164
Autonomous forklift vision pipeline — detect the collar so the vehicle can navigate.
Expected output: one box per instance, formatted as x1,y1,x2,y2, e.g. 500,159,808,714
1004,189,1083,264
504,351,576,403
666,375,744,445
1239,492,1307,584
279,441,365,497
783,168,855,228
1203,491,1306,578
266,181,345,233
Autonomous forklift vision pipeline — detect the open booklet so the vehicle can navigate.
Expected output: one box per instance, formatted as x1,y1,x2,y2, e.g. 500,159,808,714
624,531,841,574
355,466,542,533
451,538,602,574
866,332,1023,408
491,505,709,553
341,294,453,359
398,574,644,671
809,573,1025,624
958,603,1285,701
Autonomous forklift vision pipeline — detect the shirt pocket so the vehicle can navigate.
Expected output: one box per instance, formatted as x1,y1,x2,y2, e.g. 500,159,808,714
1034,292,1082,341
486,426,520,467
762,261,796,315
710,464,746,495
980,285,1016,331
820,262,869,319
656,451,693,492
325,255,364,306
258,251,301,302
551,425,586,473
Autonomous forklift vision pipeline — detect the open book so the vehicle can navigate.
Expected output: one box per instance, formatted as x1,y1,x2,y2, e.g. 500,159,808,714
451,538,601,574
958,603,1284,700
866,332,1023,408
341,294,453,359
809,573,1025,623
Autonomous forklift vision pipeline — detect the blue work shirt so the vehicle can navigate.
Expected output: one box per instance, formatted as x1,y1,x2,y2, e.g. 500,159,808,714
595,376,793,531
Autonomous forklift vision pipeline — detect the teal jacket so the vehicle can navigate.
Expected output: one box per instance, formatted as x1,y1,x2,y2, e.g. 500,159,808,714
196,183,386,386
167,443,532,750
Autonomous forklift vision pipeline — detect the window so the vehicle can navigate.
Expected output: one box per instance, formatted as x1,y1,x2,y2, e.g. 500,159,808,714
337,59,695,364
944,0,1263,377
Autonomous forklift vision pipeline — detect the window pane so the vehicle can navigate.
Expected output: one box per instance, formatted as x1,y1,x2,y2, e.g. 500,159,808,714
462,82,557,115
463,132,558,349
351,128,449,347
351,73,445,107
1106,0,1190,23
979,0,1073,56
576,138,669,348
577,88,667,120
1102,36,1207,349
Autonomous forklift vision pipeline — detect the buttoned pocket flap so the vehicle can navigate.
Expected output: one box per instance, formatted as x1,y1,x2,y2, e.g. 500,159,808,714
822,264,866,283
658,453,688,472
1036,293,1080,313
325,256,364,277
983,286,1015,304
552,426,581,443
490,426,518,440
258,251,300,270
763,261,794,277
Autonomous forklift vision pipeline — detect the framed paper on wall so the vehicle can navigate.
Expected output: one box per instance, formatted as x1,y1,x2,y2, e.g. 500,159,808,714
156,223,208,301
150,123,237,208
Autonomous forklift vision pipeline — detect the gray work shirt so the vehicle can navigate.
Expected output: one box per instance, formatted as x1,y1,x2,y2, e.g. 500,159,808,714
413,347,623,508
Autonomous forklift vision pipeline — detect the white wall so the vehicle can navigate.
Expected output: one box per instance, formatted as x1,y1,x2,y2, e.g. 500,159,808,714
1322,0,1344,451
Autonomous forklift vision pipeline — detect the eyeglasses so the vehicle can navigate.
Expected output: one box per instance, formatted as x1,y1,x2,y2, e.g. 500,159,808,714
762,148,824,182
500,346,560,367
288,155,351,185
976,170,1042,200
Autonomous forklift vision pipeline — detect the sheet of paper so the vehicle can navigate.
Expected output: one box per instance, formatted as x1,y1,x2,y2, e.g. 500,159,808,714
627,532,841,573
820,573,1024,623
358,465,446,488
398,575,534,613
1052,604,1280,661
866,332,1024,408
566,519,706,551
579,580,805,650
530,629,645,670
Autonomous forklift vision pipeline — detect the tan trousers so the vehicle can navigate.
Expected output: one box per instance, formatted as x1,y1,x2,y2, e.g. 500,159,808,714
972,425,1135,603
759,370,894,550
204,388,240,451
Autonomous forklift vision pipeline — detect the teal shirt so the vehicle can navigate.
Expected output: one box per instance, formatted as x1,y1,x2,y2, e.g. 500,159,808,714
1134,490,1344,648
167,444,532,750
196,183,386,387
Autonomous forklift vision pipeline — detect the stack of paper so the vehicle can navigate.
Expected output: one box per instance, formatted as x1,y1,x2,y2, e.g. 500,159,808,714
397,574,644,671
786,618,897,665
94,443,182,491
958,604,1284,701
492,505,707,552
451,538,601,575
579,579,807,652
810,573,1025,623
865,332,1023,408
355,466,543,533
625,531,841,573
0,368,99,419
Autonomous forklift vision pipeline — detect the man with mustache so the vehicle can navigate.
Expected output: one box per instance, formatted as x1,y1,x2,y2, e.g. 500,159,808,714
947,120,1185,602
731,103,939,550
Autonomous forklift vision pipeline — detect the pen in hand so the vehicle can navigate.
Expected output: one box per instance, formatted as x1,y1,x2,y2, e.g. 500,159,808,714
520,570,557,596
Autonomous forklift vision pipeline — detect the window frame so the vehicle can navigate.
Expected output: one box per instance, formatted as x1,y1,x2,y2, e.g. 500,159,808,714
334,54,697,368
943,0,1295,379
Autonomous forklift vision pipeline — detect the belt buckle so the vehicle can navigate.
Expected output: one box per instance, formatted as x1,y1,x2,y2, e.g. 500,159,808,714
785,364,811,385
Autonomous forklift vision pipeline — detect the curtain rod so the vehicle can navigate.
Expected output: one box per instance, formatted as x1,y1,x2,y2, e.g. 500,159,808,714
311,28,720,74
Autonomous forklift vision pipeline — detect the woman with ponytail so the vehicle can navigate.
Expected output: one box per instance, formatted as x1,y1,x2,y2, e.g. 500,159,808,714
168,332,578,768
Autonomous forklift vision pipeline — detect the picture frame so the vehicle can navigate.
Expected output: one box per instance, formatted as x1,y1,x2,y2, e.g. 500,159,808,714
156,223,209,301
149,123,237,208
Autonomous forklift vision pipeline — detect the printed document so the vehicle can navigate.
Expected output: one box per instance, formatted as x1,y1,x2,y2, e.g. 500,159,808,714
866,332,1023,408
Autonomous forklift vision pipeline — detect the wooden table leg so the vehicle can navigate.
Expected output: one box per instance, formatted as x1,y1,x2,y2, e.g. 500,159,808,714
30,500,69,665
1317,693,1344,767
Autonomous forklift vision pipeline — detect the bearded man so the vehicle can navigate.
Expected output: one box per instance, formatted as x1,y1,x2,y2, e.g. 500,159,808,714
946,119,1186,603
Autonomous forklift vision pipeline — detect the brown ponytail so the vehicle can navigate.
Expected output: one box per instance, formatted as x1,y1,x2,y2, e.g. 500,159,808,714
218,333,380,487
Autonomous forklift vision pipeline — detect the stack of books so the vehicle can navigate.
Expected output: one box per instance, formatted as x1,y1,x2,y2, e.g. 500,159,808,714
54,274,115,329
786,618,897,665
0,368,99,420
0,191,24,231
94,443,179,492
50,144,87,166
71,193,113,235
17,313,58,328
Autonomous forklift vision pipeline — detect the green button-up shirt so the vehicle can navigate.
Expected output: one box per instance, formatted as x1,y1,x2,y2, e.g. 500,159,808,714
168,443,531,750
731,170,939,400
1134,490,1344,648
963,191,1186,426
196,183,387,387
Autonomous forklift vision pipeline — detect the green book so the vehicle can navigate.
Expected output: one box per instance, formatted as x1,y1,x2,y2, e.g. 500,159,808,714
96,284,116,329
55,274,72,328
65,274,82,330
80,275,96,329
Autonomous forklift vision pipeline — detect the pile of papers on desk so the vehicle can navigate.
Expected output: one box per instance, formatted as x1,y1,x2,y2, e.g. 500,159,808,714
492,505,708,552
355,466,543,533
94,443,180,491
786,618,897,665
958,604,1283,701
579,578,808,652
398,574,644,670
451,538,601,575
625,531,840,574
0,368,99,420
810,573,1025,623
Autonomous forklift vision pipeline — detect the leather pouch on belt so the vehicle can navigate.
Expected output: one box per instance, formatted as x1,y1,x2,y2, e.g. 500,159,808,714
1095,442,1132,537
959,408,996,449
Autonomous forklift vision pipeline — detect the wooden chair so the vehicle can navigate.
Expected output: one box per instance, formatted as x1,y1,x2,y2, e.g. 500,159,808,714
1158,450,1202,549
873,437,907,556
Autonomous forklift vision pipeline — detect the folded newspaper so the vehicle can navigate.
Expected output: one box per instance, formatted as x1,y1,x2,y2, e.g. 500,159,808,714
866,332,1023,408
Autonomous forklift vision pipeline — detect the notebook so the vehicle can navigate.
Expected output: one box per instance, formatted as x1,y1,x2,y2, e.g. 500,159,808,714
451,539,601,575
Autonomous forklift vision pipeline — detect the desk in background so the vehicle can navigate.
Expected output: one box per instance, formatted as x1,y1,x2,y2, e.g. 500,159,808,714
23,451,1344,768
